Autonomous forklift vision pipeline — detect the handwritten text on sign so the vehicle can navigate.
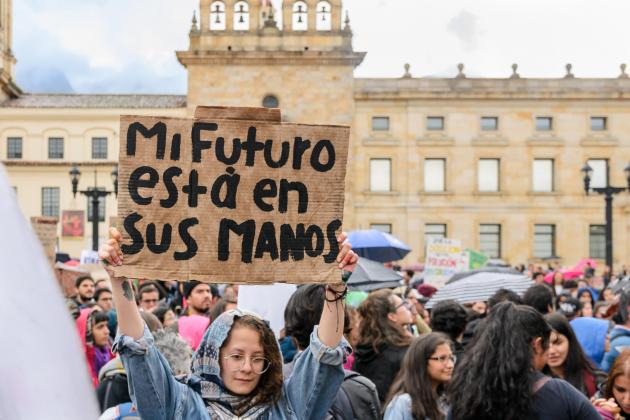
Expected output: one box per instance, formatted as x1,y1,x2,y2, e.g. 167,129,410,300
114,107,349,284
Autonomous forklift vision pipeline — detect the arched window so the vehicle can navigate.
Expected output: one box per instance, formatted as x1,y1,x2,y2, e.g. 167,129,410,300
234,1,249,31
292,1,308,31
209,1,226,30
262,95,279,108
316,1,332,31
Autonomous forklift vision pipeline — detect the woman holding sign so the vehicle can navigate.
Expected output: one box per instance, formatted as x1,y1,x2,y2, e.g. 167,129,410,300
100,227,357,420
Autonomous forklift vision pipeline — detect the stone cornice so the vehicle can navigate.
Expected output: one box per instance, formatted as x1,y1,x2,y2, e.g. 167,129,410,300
176,50,366,67
354,77,630,100
0,71,21,98
2,160,117,167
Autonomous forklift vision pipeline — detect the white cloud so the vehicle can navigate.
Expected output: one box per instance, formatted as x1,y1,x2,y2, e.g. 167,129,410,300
13,0,630,93
447,10,480,51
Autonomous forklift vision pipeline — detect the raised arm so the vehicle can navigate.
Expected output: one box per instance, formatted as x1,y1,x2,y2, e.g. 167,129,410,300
99,228,144,340
317,232,357,348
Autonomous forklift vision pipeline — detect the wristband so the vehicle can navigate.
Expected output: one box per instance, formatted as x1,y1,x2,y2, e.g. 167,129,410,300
341,271,351,284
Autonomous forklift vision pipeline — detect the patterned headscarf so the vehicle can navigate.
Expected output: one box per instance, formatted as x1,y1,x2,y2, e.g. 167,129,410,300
180,308,273,419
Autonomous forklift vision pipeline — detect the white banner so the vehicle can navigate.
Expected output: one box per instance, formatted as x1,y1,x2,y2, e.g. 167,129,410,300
424,238,468,288
0,164,99,419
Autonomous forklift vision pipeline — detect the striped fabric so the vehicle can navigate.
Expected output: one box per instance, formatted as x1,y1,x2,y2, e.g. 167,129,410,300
426,272,533,309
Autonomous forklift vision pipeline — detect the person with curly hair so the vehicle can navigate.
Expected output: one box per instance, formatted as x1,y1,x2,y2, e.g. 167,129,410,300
447,302,602,420
384,333,454,420
354,288,414,403
100,228,358,419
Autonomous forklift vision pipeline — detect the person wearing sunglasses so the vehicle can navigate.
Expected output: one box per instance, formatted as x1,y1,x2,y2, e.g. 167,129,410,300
384,333,455,420
354,289,414,403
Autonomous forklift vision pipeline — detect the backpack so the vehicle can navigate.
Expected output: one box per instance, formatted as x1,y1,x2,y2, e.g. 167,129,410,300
327,370,381,420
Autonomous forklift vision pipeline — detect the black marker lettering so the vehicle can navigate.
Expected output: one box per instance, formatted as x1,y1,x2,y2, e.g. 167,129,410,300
253,179,277,212
128,166,159,206
191,122,218,163
160,167,182,208
218,219,255,263
126,121,167,158
279,179,308,214
174,218,199,260
310,139,335,172
121,212,144,255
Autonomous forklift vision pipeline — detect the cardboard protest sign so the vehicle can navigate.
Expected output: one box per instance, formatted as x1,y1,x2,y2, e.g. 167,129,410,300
424,238,468,288
114,106,349,284
30,216,58,267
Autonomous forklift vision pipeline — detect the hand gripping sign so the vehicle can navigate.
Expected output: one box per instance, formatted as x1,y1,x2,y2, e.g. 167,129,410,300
114,106,349,284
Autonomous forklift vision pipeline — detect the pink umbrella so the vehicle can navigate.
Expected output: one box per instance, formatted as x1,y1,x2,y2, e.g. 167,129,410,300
544,258,597,283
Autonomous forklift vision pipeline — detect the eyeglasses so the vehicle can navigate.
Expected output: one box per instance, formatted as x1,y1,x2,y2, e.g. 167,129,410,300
428,354,457,364
394,300,412,311
223,354,271,375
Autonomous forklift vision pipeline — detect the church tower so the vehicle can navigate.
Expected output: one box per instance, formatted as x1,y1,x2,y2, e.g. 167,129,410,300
0,0,19,99
177,0,365,126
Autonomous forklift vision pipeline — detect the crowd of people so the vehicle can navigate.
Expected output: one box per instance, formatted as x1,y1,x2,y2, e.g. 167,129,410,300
59,230,630,419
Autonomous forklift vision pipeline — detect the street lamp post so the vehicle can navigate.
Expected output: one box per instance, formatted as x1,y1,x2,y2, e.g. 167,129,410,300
581,162,630,272
69,165,118,251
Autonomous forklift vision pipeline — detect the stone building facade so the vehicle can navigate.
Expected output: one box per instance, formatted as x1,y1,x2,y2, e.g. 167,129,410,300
2,0,630,268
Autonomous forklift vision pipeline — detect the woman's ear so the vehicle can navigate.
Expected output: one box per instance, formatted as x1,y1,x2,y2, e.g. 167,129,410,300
387,312,398,323
532,337,543,354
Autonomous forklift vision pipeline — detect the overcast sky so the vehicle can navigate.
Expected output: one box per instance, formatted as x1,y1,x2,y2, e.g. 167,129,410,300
13,0,630,94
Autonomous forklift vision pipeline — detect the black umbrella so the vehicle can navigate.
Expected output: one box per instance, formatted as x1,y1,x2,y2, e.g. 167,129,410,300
446,266,521,285
347,258,403,292
427,271,532,309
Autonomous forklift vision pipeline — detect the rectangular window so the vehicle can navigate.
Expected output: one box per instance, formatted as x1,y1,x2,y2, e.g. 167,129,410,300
591,117,607,131
481,116,498,131
425,224,447,246
91,137,108,159
587,159,608,189
370,223,392,234
589,225,606,259
424,158,446,192
536,117,553,131
48,137,64,159
532,159,554,192
534,224,556,258
371,116,390,131
7,137,22,159
87,187,106,222
478,159,500,192
426,116,444,131
479,224,501,258
41,187,60,218
370,158,391,192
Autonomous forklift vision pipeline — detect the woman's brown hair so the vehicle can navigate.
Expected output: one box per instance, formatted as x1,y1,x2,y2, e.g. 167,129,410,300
229,315,284,414
357,289,412,353
385,333,452,420
604,348,630,399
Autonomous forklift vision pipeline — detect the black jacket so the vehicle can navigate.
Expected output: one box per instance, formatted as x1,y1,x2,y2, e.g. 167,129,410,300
353,343,408,403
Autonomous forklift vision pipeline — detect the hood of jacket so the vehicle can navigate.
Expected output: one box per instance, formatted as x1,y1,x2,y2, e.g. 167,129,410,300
354,342,391,364
610,325,630,341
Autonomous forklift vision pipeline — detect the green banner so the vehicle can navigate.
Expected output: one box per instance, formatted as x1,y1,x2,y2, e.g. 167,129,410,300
466,248,488,269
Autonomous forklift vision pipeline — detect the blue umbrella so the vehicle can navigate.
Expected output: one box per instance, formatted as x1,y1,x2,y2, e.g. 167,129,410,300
347,230,411,263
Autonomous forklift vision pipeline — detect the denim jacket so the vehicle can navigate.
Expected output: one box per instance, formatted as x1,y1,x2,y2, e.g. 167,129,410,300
113,324,347,419
384,393,414,420
384,393,449,420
